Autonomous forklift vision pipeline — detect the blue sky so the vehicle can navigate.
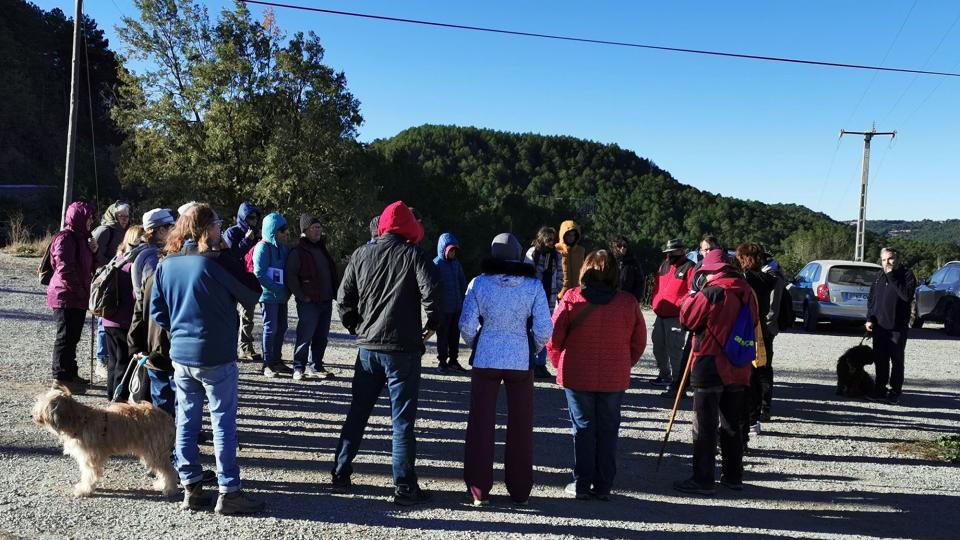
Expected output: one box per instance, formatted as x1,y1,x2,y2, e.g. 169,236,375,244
35,0,960,221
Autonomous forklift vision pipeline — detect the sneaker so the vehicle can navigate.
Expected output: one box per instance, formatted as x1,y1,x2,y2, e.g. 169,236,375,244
310,366,334,379
672,478,716,496
720,476,744,491
293,369,304,381
215,490,265,515
447,360,467,373
564,482,590,500
237,351,255,362
472,497,490,507
393,486,432,506
749,422,761,435
330,473,352,493
271,362,293,374
649,376,672,387
181,482,213,511
534,365,552,379
262,365,279,378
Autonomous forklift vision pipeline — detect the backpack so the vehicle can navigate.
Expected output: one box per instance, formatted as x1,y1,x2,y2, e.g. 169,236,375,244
766,272,794,334
244,240,269,274
89,244,146,317
37,231,67,286
723,293,758,367
112,354,150,403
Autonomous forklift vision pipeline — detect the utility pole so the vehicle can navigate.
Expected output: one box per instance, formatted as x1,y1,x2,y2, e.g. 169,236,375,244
60,0,84,228
840,124,896,262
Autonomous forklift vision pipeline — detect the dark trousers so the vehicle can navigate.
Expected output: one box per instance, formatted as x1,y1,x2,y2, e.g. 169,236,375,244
692,386,746,486
261,302,288,366
749,335,775,422
238,303,256,355
293,300,333,370
51,308,86,381
463,368,534,503
436,311,462,365
333,348,421,490
148,368,176,417
564,389,624,495
104,326,131,401
873,326,907,395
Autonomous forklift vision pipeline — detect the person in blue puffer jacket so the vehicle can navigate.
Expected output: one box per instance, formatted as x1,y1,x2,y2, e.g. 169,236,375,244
433,233,467,373
253,212,292,377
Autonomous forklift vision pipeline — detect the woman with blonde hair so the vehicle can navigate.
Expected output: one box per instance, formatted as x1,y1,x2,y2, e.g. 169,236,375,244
547,250,647,500
101,224,144,400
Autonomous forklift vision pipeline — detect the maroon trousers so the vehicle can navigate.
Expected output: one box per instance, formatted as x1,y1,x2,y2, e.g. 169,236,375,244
463,368,534,502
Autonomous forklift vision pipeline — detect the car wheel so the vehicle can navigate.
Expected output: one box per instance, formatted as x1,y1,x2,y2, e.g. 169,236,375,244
909,300,924,329
803,303,818,332
945,302,960,337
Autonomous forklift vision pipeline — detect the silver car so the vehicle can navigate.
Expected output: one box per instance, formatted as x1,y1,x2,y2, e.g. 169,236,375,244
912,261,960,335
790,260,882,331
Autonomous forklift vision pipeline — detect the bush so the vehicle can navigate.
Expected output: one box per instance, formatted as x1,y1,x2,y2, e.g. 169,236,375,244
1,211,53,257
938,435,960,463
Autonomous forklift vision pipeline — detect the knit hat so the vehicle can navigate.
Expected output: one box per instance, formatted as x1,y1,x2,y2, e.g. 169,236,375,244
142,208,175,231
490,233,522,262
300,213,321,234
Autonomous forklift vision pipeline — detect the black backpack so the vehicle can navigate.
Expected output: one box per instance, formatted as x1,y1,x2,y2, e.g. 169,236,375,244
89,244,147,317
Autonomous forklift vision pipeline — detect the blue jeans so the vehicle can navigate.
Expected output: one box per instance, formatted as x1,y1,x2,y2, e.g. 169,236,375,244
261,302,288,366
293,301,332,370
564,389,624,494
96,317,107,362
173,361,240,493
333,348,421,490
148,368,176,418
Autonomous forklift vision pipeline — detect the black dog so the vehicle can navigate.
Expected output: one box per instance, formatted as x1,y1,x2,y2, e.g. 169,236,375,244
836,343,874,397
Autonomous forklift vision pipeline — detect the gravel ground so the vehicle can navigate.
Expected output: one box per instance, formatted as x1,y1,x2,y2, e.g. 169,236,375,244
1,252,958,539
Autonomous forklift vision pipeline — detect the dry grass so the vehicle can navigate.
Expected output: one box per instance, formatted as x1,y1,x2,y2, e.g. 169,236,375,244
1,211,54,257
888,439,949,462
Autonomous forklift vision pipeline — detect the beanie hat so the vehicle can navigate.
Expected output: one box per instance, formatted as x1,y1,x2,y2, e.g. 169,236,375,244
490,233,522,262
142,208,175,231
300,213,321,234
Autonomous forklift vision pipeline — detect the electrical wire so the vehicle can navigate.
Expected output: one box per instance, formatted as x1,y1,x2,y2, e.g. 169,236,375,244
239,0,960,78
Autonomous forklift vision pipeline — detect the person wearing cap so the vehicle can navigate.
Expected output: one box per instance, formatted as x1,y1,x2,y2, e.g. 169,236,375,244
650,239,695,392
674,249,758,496
286,214,339,381
223,202,262,362
459,233,553,506
331,201,441,506
254,212,292,377
433,232,468,374
131,208,176,299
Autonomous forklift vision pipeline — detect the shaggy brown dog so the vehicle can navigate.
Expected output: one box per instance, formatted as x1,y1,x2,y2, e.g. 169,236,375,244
32,385,178,498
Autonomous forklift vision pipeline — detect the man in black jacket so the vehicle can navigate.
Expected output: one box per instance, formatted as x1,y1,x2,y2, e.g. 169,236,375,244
331,201,441,506
609,235,645,303
866,247,917,404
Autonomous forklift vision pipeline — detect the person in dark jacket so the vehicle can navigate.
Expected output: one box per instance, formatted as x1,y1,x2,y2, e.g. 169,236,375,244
92,201,132,375
223,201,261,362
866,247,917,404
674,249,758,496
735,243,778,432
651,239,695,393
548,250,646,501
102,225,145,401
433,232,468,373
524,226,564,379
287,214,339,380
151,203,264,515
608,235,645,303
47,201,97,392
331,201,441,506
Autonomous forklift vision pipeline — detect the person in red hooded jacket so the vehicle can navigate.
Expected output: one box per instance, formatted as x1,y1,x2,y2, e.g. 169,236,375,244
47,200,98,391
674,249,758,496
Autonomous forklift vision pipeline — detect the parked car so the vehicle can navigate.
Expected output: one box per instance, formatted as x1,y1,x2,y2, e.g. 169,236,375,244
790,260,882,331
912,261,960,336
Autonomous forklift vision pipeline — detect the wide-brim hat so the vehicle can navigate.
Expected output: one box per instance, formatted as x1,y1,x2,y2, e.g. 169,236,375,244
662,238,684,253
699,249,729,272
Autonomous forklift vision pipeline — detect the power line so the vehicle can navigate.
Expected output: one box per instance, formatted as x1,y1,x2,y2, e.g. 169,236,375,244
239,0,960,78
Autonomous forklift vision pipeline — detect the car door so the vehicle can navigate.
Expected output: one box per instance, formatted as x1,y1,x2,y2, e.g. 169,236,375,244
791,263,815,312
929,267,960,317
917,267,947,317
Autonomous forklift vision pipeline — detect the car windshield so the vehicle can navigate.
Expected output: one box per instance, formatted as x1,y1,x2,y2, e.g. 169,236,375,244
828,266,879,286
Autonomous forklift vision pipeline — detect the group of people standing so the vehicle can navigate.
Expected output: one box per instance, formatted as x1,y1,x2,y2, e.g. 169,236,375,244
49,196,898,514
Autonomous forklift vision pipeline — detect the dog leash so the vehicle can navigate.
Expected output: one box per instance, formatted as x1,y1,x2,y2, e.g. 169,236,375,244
859,333,872,346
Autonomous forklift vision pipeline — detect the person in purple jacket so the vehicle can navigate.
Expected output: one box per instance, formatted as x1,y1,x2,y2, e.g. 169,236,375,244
101,225,145,401
47,201,98,392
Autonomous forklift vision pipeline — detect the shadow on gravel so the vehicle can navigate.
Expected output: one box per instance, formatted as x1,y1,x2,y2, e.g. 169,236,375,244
0,287,47,297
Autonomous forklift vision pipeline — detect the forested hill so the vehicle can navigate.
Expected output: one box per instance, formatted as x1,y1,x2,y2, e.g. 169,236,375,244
866,220,960,245
372,124,847,270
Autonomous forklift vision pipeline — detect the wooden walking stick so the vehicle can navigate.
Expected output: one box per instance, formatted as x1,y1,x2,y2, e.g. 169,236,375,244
89,314,95,381
656,346,693,472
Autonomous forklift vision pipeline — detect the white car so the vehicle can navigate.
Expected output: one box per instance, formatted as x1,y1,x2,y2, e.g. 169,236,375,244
790,260,882,331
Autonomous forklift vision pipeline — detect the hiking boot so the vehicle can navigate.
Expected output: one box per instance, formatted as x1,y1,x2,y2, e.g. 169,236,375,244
393,486,432,506
54,377,88,395
181,482,213,511
564,482,590,500
215,490,265,515
589,487,611,501
720,476,744,491
649,376,672,387
262,365,279,378
448,360,467,373
292,369,304,381
534,365,552,379
672,479,715,496
330,473,352,494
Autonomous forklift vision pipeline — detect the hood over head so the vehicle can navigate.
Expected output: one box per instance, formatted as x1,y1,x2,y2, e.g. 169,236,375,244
699,249,731,273
436,232,459,260
64,201,95,233
236,201,260,231
101,202,131,227
490,233,522,262
377,201,424,244
557,220,581,251
261,212,288,245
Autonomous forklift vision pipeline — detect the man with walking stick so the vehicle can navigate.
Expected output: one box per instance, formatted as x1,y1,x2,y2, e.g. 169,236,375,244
671,250,758,496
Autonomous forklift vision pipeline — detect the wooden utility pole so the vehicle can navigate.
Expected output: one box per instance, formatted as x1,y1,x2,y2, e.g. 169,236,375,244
60,0,84,228
840,125,896,262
